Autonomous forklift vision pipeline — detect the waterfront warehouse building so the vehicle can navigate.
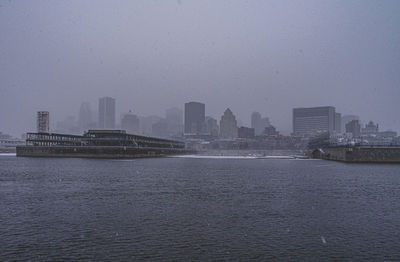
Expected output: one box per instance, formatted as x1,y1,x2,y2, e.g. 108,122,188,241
37,111,49,133
293,106,336,137
98,97,116,129
184,102,205,135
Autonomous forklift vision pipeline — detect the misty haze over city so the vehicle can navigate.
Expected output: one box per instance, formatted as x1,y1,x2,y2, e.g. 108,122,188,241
1,0,399,137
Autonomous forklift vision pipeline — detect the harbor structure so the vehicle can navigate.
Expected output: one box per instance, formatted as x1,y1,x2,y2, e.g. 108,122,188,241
17,130,189,158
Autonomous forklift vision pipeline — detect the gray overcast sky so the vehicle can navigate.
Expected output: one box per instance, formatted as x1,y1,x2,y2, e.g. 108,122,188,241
1,0,399,136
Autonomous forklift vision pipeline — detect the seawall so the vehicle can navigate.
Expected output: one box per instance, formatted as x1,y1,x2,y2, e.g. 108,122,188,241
310,146,400,163
16,146,192,159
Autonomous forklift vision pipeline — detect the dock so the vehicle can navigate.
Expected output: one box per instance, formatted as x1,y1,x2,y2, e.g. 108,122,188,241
16,130,192,158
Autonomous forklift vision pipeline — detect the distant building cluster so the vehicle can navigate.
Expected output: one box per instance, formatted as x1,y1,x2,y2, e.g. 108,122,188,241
22,98,399,150
292,106,398,147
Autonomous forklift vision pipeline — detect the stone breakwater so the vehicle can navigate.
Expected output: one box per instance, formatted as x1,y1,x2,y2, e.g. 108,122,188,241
310,146,400,163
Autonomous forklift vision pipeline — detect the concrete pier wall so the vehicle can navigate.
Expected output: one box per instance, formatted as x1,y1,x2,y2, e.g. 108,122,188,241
311,146,400,163
16,146,191,159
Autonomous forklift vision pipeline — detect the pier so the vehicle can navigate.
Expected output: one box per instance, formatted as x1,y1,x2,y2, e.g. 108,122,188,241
17,130,191,158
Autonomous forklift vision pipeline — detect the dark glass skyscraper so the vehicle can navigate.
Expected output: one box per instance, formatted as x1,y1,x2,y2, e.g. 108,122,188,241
184,102,205,135
98,97,116,129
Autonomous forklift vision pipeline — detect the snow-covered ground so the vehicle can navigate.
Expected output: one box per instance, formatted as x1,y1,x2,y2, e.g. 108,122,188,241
169,155,300,159
0,153,16,156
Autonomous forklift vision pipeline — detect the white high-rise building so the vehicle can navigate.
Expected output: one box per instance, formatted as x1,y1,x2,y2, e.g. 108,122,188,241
292,106,336,137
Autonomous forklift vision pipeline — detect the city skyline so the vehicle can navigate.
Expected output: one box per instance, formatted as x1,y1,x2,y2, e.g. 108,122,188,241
21,98,396,140
2,94,398,137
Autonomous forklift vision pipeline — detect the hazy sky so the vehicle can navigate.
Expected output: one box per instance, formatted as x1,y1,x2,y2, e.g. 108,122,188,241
1,0,399,136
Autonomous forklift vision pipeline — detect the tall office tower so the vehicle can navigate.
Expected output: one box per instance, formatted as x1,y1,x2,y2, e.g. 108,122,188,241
251,112,261,131
121,111,140,134
341,115,360,132
166,107,183,136
78,102,92,131
184,102,205,135
251,112,271,136
205,116,219,137
292,106,336,137
346,120,361,138
139,115,162,136
219,108,238,139
98,97,116,129
334,112,342,133
152,119,168,138
37,111,50,133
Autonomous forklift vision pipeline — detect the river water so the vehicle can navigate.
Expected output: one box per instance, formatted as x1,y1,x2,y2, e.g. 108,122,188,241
1,155,399,261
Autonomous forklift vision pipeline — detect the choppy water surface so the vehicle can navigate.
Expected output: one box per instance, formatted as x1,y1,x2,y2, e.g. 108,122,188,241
1,156,399,261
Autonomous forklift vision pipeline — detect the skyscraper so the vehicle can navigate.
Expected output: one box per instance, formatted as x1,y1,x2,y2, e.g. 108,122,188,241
346,120,361,138
166,107,183,137
78,102,92,132
205,116,219,137
251,112,261,132
152,119,168,138
37,111,49,133
341,115,360,133
220,108,238,139
98,97,115,129
293,106,336,137
184,102,205,135
335,112,342,133
251,112,270,136
121,111,140,134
